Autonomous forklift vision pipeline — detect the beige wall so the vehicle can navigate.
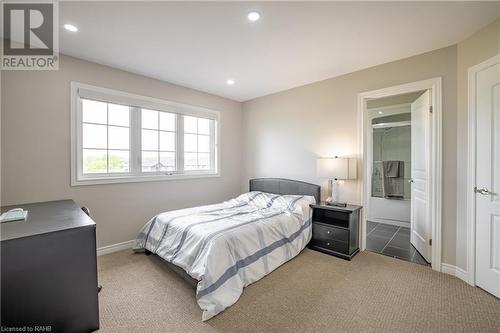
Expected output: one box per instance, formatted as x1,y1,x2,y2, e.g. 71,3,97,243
1,54,243,247
455,19,500,270
242,46,458,265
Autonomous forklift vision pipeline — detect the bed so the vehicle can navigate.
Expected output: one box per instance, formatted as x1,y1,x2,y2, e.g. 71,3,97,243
134,178,320,321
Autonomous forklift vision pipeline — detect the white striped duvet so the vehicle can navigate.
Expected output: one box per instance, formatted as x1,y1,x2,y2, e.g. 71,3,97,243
134,191,315,321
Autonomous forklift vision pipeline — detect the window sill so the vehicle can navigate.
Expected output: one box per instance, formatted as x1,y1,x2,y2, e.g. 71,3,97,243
71,172,220,186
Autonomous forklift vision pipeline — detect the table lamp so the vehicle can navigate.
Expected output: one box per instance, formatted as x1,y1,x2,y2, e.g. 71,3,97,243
317,156,357,207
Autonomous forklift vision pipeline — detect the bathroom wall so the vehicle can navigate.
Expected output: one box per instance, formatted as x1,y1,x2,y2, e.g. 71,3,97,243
372,114,411,199
369,109,411,226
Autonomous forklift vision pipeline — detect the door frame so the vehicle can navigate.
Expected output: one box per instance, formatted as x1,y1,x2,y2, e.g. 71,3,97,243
358,77,443,271
466,54,500,286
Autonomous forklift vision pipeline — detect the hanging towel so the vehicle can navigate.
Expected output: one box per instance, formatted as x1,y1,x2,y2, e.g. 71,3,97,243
382,161,405,198
382,160,401,178
383,178,405,198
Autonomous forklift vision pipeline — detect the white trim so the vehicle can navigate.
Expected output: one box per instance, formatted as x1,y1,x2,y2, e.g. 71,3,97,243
97,240,135,256
72,172,221,186
75,82,220,120
367,102,412,115
70,81,222,186
372,121,411,129
441,263,470,283
358,77,442,272
466,54,500,287
368,218,410,228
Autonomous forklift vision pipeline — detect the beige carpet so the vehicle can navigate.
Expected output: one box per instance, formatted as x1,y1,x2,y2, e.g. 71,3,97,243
97,249,500,333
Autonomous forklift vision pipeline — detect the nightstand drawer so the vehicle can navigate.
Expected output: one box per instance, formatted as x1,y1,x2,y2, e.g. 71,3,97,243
312,223,349,242
311,239,349,254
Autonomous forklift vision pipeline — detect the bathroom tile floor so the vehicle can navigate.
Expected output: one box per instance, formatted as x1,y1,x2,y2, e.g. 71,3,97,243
366,221,429,266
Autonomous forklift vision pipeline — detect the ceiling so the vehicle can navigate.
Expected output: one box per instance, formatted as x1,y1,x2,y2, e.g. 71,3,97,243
55,1,499,102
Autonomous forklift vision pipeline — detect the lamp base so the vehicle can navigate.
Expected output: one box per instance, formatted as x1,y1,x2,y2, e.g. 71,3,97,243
325,197,347,207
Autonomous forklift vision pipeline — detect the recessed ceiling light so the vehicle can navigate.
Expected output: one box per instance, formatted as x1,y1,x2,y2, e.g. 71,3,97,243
64,24,78,32
226,79,235,86
378,111,383,115
247,11,261,22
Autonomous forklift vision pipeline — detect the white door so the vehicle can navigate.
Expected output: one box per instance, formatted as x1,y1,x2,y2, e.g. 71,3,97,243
410,90,432,262
475,57,500,298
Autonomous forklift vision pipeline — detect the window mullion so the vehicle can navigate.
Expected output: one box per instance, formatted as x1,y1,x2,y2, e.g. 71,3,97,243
177,115,184,173
209,119,216,172
157,112,160,170
106,103,109,173
76,98,84,179
130,107,142,175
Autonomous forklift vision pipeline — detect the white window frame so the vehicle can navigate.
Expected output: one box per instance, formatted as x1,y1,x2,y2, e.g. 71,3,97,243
70,82,220,186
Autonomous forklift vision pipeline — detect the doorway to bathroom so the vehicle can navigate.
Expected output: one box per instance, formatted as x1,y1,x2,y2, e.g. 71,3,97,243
358,78,443,271
367,91,428,265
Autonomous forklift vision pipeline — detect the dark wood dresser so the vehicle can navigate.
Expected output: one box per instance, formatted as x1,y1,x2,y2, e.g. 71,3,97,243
309,203,362,260
0,200,99,332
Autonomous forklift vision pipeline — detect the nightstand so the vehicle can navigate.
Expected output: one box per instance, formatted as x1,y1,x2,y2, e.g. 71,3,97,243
309,203,362,260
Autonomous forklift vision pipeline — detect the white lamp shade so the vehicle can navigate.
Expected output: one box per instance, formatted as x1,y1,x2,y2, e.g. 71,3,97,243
317,157,357,180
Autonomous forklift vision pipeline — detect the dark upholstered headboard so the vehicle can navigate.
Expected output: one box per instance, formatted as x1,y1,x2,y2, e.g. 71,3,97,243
249,178,320,203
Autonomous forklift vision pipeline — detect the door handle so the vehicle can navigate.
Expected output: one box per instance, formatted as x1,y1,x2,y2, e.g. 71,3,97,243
474,187,492,195
408,179,414,183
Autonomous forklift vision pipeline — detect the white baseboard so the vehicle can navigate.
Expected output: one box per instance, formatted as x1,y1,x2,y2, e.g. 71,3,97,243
97,240,135,256
441,263,471,285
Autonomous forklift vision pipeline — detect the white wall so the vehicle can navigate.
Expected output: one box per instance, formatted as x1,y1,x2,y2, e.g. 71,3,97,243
1,54,243,248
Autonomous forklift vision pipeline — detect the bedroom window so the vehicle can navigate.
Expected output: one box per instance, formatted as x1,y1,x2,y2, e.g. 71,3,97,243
71,82,219,186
